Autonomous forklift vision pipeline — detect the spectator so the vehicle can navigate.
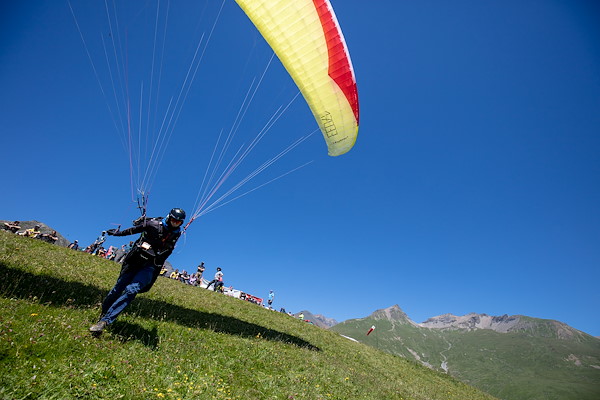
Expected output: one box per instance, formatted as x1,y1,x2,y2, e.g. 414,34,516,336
197,262,205,281
96,247,107,258
113,245,128,263
89,231,107,254
105,246,116,259
179,270,190,284
206,267,223,291
38,230,58,244
23,225,41,238
268,290,275,308
3,221,21,233
68,240,79,250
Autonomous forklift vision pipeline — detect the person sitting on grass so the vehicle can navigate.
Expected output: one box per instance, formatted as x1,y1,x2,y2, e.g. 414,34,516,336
38,230,58,244
3,221,21,233
22,225,41,238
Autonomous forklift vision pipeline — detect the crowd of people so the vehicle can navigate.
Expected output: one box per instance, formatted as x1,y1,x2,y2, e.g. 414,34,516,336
162,262,206,287
4,218,304,327
68,228,272,308
3,221,59,244
158,264,271,308
155,262,289,314
61,230,133,263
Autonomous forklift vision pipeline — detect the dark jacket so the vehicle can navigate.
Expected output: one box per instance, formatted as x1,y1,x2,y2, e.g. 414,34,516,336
112,218,182,292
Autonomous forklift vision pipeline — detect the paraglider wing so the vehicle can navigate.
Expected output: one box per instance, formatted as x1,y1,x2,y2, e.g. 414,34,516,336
366,325,375,336
234,0,359,156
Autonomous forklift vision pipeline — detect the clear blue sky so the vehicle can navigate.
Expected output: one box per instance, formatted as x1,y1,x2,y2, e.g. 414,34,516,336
1,1,599,336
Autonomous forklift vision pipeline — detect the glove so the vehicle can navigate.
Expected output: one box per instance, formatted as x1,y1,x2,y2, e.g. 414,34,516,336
106,229,118,236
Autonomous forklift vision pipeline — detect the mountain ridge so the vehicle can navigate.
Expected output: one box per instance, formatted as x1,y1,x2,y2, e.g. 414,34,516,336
343,304,595,340
330,304,600,400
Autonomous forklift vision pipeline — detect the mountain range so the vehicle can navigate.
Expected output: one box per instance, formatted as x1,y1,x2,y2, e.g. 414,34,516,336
329,305,600,400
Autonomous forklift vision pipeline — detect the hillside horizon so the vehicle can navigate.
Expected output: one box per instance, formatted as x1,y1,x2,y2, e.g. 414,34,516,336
4,220,596,338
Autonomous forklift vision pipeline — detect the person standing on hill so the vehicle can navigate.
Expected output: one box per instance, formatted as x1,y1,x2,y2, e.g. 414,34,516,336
89,208,186,336
205,267,223,291
89,231,106,254
197,262,206,283
267,290,275,308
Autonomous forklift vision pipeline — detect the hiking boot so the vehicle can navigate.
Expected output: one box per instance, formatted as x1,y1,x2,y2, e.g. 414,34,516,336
89,320,108,336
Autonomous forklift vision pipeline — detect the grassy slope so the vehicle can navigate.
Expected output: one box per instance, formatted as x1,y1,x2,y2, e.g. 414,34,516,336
0,231,497,400
330,312,600,400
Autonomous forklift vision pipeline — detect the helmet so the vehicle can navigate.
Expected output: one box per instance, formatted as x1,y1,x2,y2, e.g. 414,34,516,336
166,208,186,228
168,208,186,220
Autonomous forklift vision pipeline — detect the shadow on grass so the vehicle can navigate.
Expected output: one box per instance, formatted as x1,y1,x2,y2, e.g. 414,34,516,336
111,321,160,349
0,263,320,351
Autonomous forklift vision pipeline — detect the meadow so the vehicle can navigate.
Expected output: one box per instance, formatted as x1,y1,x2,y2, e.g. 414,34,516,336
0,231,496,400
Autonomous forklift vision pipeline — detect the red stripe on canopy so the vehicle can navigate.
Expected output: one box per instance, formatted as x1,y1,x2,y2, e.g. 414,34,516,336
313,0,359,124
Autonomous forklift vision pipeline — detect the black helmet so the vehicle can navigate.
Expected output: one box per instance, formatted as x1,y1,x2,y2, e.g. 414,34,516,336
166,208,186,228
168,208,186,220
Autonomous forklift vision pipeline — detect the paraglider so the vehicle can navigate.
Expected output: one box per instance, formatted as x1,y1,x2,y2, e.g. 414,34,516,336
69,0,359,224
234,0,360,156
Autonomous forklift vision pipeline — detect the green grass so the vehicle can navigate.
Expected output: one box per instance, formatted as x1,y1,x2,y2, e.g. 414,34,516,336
0,231,497,400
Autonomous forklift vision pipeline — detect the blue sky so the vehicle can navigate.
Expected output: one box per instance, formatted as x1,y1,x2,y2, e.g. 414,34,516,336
1,1,599,336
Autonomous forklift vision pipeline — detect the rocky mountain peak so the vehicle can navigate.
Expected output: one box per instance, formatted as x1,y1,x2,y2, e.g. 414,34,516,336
419,312,589,340
370,305,413,323
420,312,522,332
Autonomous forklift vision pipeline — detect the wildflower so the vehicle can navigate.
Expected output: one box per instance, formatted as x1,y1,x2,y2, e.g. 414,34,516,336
30,313,38,316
